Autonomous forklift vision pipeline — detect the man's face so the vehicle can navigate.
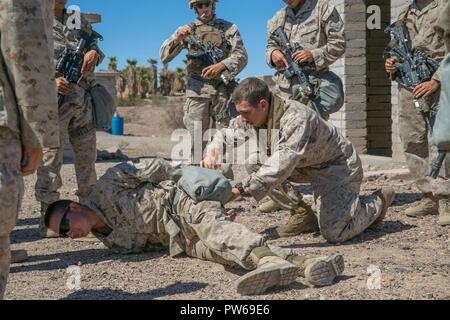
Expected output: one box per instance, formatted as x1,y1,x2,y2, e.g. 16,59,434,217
194,1,214,19
55,0,68,9
283,0,303,9
236,99,270,128
48,203,92,239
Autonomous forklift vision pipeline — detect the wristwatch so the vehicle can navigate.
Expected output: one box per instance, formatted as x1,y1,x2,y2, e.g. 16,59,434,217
234,183,248,196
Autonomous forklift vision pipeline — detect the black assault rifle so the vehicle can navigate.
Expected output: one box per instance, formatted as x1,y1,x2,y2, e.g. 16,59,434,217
269,26,321,116
186,34,239,120
56,28,103,106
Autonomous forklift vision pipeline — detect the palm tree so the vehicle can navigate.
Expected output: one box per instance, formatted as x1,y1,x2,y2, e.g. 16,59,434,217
108,56,118,71
125,59,138,97
126,59,138,66
147,58,158,66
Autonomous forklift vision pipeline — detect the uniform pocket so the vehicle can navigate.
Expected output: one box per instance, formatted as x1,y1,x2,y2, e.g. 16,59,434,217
302,28,319,45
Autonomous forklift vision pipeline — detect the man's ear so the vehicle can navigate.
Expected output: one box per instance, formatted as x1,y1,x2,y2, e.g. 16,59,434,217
259,99,270,111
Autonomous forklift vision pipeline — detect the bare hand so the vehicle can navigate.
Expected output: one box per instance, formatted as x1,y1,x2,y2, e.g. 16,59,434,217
174,26,193,44
81,50,100,73
228,188,241,203
201,63,226,78
200,148,219,169
292,50,314,63
21,147,43,176
56,77,70,96
413,79,441,98
385,57,398,74
271,50,288,69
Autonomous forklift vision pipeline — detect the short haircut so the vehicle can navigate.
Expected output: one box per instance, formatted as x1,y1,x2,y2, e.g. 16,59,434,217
44,200,73,228
232,77,271,108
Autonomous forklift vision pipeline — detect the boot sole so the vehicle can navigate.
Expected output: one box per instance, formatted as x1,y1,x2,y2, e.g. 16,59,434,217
304,254,345,287
236,263,299,295
406,211,439,218
276,225,319,238
11,250,28,264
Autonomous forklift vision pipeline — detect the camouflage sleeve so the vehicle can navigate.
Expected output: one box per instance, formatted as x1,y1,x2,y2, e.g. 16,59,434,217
242,111,313,201
435,0,450,53
160,29,185,64
103,159,176,188
221,24,248,77
434,62,444,82
430,38,447,83
266,16,280,68
310,6,346,70
1,0,59,149
432,0,450,81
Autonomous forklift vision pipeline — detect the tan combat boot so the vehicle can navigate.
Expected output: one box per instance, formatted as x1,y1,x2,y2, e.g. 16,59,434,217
258,196,281,213
438,199,450,227
39,202,61,238
236,247,299,295
288,254,345,287
405,196,439,217
275,205,318,238
372,186,396,226
11,250,28,264
74,232,99,242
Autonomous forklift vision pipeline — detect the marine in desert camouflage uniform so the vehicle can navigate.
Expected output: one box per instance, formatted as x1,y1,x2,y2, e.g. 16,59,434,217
261,0,346,214
160,0,247,163
384,0,449,220
44,158,345,295
35,0,105,238
0,0,59,299
202,78,395,242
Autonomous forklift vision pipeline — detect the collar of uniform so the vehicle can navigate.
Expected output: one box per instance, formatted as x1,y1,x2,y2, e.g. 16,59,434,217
410,0,438,16
194,14,217,26
264,93,275,129
83,199,114,231
285,0,315,19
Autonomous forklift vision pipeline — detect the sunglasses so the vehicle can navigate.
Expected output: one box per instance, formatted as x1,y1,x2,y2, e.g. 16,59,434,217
194,1,212,9
59,206,71,236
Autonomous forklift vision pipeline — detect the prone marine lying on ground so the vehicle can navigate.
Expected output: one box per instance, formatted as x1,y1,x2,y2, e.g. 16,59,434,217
44,158,345,295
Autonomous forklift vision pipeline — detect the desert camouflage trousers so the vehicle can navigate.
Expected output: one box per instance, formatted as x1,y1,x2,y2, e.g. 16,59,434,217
35,89,97,205
183,87,231,164
246,161,384,243
0,129,23,299
172,192,293,270
398,88,450,194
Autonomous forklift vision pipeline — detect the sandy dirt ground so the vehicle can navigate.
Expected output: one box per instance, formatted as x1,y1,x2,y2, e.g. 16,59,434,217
5,102,450,300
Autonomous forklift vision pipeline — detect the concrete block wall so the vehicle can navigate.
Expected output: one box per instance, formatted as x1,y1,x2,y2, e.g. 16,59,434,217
331,0,408,159
329,0,368,154
366,0,393,156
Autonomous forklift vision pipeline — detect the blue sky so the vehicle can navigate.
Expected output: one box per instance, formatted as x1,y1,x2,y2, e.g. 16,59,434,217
67,0,285,78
